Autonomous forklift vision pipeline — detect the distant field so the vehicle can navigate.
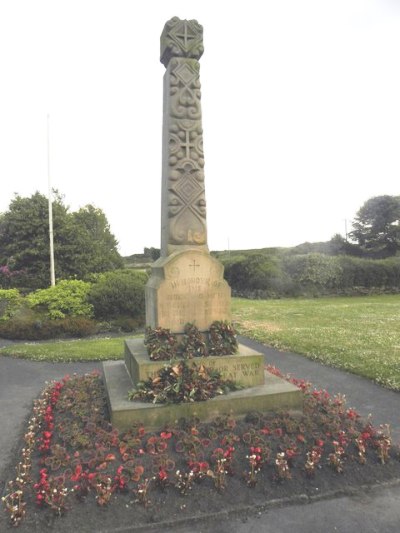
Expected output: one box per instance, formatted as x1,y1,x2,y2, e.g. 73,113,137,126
232,294,400,390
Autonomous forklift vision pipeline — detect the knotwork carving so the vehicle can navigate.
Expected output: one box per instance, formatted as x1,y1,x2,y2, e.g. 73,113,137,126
161,18,207,251
169,59,201,120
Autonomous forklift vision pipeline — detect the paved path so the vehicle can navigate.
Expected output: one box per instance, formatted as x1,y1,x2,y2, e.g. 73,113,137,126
1,338,399,532
0,352,103,481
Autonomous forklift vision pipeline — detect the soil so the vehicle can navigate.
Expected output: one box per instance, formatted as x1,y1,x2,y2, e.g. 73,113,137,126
1,372,400,533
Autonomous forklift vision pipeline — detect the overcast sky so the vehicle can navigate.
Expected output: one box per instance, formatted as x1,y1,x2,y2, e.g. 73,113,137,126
1,0,399,256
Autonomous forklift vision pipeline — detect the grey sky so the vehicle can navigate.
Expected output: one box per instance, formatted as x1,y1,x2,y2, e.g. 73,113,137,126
1,0,399,255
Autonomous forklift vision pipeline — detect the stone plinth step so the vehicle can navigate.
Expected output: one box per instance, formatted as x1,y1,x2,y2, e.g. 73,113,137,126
103,360,303,432
125,338,265,389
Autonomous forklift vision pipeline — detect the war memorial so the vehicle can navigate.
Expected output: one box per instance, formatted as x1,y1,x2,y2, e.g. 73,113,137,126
103,17,302,430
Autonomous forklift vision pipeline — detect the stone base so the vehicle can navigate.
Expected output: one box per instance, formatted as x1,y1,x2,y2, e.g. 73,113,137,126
125,338,265,388
103,360,303,432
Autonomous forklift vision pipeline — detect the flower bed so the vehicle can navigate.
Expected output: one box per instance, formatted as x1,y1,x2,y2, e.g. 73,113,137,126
1,368,400,531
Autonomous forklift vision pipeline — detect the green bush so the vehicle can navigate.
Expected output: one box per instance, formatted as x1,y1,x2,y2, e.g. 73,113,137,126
88,269,148,320
0,316,96,340
111,316,143,332
224,254,286,293
27,280,93,319
283,254,343,292
338,256,400,289
0,289,22,321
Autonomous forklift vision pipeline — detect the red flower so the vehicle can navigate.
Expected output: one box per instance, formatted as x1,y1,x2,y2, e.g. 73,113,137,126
286,448,297,458
198,461,209,472
338,431,347,446
361,431,371,441
213,447,224,458
160,431,172,440
346,408,359,420
158,468,168,481
70,464,83,481
250,446,262,455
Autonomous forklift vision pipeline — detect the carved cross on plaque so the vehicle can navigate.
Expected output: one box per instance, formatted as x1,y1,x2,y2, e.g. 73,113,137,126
189,259,200,272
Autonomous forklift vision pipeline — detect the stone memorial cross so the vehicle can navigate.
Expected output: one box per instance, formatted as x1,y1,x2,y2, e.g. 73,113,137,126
103,18,303,431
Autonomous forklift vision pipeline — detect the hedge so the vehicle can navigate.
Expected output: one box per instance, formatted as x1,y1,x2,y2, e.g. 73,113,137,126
223,253,400,298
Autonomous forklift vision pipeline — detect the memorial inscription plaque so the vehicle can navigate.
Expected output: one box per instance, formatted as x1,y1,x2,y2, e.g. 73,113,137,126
146,250,231,332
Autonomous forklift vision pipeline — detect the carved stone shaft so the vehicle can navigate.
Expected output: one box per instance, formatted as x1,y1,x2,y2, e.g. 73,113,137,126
160,17,208,256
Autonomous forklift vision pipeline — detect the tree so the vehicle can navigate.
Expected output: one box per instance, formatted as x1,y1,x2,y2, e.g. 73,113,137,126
328,234,363,257
144,247,161,261
0,192,123,289
349,196,400,257
71,205,124,274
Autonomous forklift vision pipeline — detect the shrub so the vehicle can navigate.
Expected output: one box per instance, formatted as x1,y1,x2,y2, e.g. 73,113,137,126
0,289,22,321
224,254,286,293
0,316,96,340
283,254,343,292
27,280,93,319
88,269,148,320
111,316,143,332
337,256,400,290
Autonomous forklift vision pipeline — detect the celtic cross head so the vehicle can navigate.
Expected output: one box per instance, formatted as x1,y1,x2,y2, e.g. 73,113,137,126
160,17,204,67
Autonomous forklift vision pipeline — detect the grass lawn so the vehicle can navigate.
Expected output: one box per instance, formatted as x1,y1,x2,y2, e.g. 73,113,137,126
0,335,136,362
232,294,400,390
1,295,399,390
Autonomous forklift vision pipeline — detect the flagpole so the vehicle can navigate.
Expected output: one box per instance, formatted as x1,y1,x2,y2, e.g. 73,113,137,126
47,114,56,287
